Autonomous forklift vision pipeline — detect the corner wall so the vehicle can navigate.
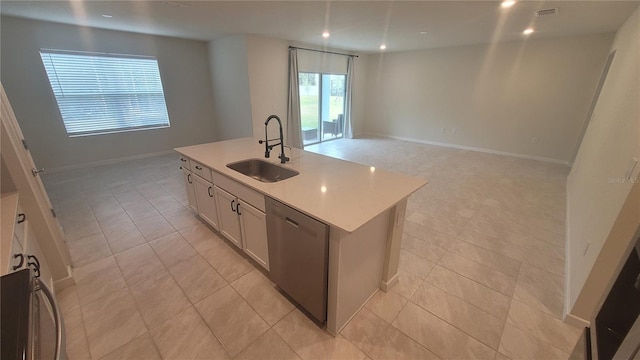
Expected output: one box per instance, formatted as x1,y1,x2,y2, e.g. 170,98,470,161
566,8,640,321
363,33,614,162
0,16,217,170
246,35,289,140
207,35,254,140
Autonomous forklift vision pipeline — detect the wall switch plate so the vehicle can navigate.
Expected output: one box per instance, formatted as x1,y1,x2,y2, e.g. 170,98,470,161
451,128,457,135
532,137,539,144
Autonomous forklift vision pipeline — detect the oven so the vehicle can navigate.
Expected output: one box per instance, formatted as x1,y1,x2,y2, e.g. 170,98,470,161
1,268,67,360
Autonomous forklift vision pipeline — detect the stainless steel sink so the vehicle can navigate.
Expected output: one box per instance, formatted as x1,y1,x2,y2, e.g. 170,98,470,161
226,159,299,183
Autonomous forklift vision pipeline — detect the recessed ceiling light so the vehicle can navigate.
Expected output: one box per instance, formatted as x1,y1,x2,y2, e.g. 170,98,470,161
380,44,387,50
523,28,534,35
101,14,113,18
419,31,428,35
501,1,516,8
322,31,330,39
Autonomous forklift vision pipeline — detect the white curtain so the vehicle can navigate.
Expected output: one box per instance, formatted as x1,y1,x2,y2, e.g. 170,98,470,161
343,56,355,139
286,48,303,148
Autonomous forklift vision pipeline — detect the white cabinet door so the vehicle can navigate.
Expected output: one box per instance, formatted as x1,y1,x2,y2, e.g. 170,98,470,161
7,234,24,274
193,175,219,230
24,225,53,289
214,186,242,248
239,199,269,271
182,166,198,213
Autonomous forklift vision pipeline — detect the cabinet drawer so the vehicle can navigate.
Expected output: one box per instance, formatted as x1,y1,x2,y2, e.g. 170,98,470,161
212,171,265,212
190,160,213,182
179,156,190,169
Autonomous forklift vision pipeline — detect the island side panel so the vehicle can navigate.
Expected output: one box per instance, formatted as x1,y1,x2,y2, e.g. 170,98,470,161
326,208,390,335
381,198,408,291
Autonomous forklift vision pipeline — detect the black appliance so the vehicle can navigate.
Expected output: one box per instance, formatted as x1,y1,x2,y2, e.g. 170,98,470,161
1,268,66,360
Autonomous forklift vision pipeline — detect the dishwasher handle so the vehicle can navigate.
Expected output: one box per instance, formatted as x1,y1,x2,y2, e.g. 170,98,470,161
285,217,299,228
36,278,66,360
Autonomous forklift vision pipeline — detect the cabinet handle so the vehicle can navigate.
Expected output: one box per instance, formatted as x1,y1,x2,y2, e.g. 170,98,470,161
27,254,40,278
180,158,187,162
195,165,202,170
17,213,26,224
236,202,242,216
31,168,45,177
231,199,236,213
12,253,24,271
208,186,213,197
187,173,193,184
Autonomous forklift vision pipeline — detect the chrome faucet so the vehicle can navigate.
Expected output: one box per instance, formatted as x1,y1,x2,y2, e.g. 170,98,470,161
258,114,289,164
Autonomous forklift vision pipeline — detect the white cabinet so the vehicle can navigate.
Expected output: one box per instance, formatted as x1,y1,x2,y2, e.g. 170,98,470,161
214,186,243,249
178,156,270,271
239,199,269,270
24,224,52,287
2,200,53,289
192,174,219,230
214,184,269,271
181,165,198,213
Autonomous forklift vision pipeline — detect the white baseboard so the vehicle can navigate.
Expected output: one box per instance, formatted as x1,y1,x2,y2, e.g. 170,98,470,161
46,150,176,174
363,132,570,165
564,312,590,328
380,273,399,292
53,266,75,292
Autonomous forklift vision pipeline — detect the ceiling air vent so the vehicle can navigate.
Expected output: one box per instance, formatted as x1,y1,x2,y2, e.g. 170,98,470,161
536,8,559,16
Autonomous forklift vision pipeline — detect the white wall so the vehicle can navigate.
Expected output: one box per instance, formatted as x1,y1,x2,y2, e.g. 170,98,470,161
0,16,217,170
213,35,367,144
363,33,614,162
566,8,640,321
246,35,289,140
207,35,253,140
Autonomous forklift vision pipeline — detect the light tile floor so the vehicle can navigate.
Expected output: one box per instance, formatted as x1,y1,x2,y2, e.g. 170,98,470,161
44,137,582,360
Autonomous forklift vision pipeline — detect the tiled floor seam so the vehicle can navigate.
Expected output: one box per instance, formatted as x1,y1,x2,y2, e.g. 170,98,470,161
433,250,515,299
407,283,508,351
190,290,236,359
448,235,525,276
74,298,94,360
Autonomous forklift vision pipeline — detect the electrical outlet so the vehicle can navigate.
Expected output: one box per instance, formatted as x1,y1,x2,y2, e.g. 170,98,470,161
451,128,457,135
532,137,539,144
441,127,446,134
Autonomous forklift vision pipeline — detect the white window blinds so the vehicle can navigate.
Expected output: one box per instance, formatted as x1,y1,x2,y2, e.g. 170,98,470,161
39,49,170,137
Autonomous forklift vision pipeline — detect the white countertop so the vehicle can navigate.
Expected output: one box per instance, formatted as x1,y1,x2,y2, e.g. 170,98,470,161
175,138,427,232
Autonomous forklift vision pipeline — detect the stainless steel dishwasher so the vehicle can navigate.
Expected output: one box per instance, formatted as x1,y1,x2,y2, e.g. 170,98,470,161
266,197,329,323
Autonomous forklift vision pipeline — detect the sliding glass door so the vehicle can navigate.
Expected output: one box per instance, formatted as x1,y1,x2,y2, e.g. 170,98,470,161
299,73,346,146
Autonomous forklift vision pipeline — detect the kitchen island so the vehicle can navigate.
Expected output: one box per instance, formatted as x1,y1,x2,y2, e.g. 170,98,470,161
175,137,427,334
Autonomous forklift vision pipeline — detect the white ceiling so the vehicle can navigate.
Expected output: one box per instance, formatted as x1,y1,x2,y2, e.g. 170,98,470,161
1,1,637,53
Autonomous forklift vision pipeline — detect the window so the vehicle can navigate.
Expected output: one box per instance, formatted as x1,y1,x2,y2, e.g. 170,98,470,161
299,72,346,146
39,49,170,137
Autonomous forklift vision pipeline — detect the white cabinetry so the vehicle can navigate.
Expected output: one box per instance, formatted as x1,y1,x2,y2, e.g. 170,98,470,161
181,164,198,213
214,186,243,249
212,172,269,271
179,156,270,271
192,174,219,230
1,194,53,289
239,199,269,270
